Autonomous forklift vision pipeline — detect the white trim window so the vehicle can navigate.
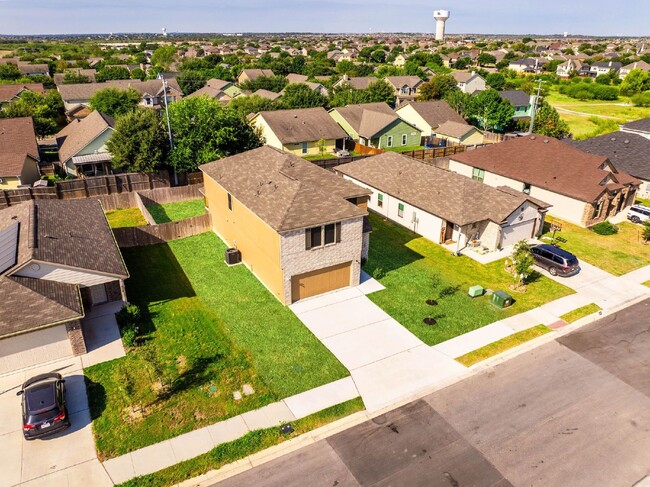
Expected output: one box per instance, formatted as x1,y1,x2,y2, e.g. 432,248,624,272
401,134,407,145
386,136,393,148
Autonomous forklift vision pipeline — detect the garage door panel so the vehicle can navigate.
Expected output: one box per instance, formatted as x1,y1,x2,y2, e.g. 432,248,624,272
0,325,73,375
501,220,535,248
291,262,351,302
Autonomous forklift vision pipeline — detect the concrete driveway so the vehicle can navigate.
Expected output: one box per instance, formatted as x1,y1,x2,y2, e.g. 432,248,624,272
291,287,465,411
0,357,111,487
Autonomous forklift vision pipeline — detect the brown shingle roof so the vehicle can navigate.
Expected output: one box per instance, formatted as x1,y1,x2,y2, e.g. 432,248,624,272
56,110,114,163
396,101,467,131
239,69,275,81
336,151,547,226
58,78,183,103
451,135,640,203
385,76,423,90
252,89,282,101
435,121,477,139
339,76,375,90
0,199,128,278
200,146,369,232
0,83,45,103
331,102,401,138
255,107,346,144
0,117,40,176
0,276,83,338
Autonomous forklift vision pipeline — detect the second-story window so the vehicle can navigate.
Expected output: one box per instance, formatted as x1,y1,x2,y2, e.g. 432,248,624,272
305,222,342,250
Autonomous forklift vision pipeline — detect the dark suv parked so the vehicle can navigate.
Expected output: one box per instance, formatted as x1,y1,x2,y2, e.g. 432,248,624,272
17,373,70,440
530,244,580,277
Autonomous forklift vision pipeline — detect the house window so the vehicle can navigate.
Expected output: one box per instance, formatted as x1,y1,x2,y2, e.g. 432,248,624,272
301,142,308,154
227,193,233,210
402,134,407,146
387,136,393,148
523,183,531,194
592,200,603,219
472,168,485,182
305,223,342,250
398,203,404,218
377,193,384,208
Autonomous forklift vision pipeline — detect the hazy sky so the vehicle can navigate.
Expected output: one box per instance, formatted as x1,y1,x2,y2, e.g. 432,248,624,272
0,0,648,36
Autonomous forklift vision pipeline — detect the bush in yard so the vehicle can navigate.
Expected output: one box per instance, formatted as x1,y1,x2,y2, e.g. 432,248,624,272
643,220,650,242
510,240,534,290
591,221,619,235
116,304,141,347
632,92,650,108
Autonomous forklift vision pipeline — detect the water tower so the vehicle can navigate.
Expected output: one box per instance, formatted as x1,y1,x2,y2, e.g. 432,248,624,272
433,10,450,41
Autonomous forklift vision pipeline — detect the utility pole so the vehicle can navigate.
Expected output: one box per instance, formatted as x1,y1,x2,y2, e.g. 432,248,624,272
158,73,178,185
527,79,543,135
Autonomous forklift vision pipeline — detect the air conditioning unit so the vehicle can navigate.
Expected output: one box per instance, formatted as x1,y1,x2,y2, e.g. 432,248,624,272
225,248,242,266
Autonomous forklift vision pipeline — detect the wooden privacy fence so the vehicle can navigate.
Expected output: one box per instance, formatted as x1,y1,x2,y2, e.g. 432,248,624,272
0,170,170,209
308,155,372,170
400,145,468,161
112,214,211,248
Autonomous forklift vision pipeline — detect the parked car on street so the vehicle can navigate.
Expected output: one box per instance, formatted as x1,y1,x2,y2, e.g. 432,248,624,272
17,373,70,440
627,204,650,224
530,244,580,277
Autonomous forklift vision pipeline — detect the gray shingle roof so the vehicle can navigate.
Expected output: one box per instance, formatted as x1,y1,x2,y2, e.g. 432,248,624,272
55,110,114,163
335,151,548,226
499,90,530,107
0,117,40,176
622,118,650,134
200,145,369,232
435,121,477,139
331,102,400,138
255,107,346,144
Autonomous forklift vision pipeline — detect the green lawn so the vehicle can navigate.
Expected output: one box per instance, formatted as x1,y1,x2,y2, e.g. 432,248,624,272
636,197,650,207
385,145,426,152
542,216,650,276
105,208,147,229
117,398,364,487
85,233,348,459
456,325,551,367
560,303,602,324
363,214,573,345
146,199,206,224
302,153,337,160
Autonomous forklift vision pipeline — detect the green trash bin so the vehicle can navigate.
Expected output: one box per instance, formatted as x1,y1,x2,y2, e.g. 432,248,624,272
468,285,484,298
491,290,513,309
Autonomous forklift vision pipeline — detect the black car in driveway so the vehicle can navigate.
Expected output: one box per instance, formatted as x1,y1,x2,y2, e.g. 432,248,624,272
17,373,70,440
531,244,580,277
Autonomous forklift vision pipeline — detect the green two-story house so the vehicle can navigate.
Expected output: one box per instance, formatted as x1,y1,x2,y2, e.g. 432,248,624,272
329,102,422,150
499,90,535,121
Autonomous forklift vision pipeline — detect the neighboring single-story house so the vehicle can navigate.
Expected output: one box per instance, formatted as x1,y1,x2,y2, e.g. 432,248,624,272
251,89,282,101
18,63,50,77
395,100,467,136
56,110,114,177
284,74,329,97
569,132,650,200
187,79,243,103
53,68,98,86
499,90,535,120
621,118,650,140
237,68,275,85
0,117,41,189
329,102,422,149
448,134,640,227
619,61,650,79
451,71,486,94
0,83,45,108
0,199,128,374
333,75,376,90
250,107,347,156
336,151,550,251
434,121,484,146
384,76,424,105
199,145,371,304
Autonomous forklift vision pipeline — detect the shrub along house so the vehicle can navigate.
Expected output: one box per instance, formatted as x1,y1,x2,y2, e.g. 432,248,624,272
448,135,640,227
0,199,128,374
329,102,422,150
199,145,371,304
336,152,550,252
249,107,348,157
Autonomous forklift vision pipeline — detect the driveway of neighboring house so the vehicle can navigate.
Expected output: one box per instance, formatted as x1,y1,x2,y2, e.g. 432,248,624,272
0,356,112,487
290,284,466,412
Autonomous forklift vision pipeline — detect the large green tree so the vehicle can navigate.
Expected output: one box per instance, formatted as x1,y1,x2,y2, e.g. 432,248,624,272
620,69,650,96
89,87,141,118
279,83,327,109
96,65,131,82
228,94,278,118
106,109,169,173
168,96,262,173
467,89,514,132
532,101,570,138
151,45,178,70
417,74,458,101
1,90,64,137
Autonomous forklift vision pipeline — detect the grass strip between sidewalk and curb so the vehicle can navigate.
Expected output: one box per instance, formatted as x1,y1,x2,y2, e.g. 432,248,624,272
456,325,552,367
560,303,602,324
115,398,365,487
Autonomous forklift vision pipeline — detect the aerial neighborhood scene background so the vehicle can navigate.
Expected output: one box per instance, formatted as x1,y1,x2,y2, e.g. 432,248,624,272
1,1,650,486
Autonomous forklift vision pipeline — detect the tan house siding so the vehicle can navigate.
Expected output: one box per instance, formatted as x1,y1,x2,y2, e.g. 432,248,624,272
0,176,21,189
279,217,363,304
202,174,284,302
282,139,338,157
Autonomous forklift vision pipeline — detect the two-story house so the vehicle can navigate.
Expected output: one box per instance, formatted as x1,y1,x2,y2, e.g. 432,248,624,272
384,76,424,105
499,90,535,120
451,71,486,94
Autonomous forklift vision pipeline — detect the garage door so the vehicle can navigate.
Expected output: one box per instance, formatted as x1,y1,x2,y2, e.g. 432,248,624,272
501,220,535,248
291,262,351,302
0,325,73,375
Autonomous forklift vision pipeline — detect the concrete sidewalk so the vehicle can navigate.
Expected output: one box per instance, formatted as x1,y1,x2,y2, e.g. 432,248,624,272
102,377,359,484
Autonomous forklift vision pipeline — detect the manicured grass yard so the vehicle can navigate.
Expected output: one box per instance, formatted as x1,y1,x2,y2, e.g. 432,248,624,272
116,398,364,487
85,233,348,459
542,216,650,276
636,197,650,208
385,145,426,152
146,199,206,224
560,303,602,324
456,325,551,367
363,214,573,345
105,208,147,228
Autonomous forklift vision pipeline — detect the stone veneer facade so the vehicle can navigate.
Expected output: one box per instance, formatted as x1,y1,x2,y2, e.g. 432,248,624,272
280,217,364,304
582,186,636,227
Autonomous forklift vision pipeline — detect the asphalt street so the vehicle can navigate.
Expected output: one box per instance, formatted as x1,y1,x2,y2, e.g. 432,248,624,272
214,298,650,487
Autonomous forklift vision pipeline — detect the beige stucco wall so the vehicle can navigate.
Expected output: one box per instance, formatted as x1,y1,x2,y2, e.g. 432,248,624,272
395,104,433,135
202,173,285,302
